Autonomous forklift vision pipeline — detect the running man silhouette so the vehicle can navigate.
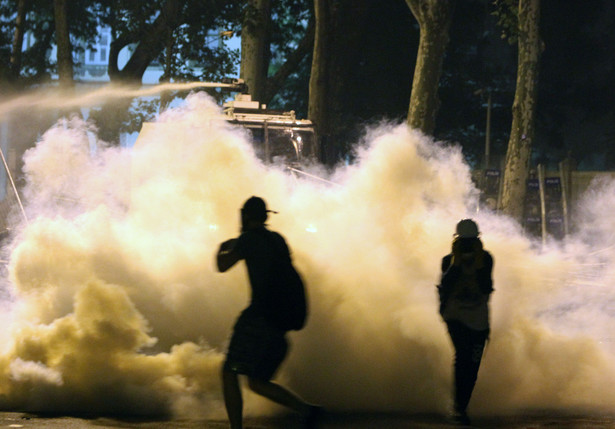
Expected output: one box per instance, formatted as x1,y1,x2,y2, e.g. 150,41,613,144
216,196,321,429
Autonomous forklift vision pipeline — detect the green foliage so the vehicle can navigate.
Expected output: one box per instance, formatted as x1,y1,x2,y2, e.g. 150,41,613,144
123,98,159,134
0,1,14,80
0,0,244,87
97,1,167,41
156,22,240,83
270,0,311,60
266,0,312,115
492,0,518,44
83,0,244,139
436,0,516,167
536,0,615,169
0,0,101,84
268,53,311,117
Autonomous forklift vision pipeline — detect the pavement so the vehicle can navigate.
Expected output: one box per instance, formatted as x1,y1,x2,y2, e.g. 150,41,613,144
0,411,615,428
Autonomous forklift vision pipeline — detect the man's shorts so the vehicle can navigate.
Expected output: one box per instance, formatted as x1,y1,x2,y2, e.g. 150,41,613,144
224,309,288,381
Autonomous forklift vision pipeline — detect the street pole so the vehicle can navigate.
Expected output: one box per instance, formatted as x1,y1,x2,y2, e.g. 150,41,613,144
537,164,547,246
485,91,492,170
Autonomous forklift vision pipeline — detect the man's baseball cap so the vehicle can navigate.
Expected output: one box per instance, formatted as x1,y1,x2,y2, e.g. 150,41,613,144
241,196,277,222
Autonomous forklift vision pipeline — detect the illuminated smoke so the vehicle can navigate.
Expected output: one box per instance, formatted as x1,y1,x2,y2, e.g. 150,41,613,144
0,89,613,418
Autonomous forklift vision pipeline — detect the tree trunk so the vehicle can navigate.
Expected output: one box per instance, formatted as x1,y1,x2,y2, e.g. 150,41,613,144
160,30,175,111
54,0,74,88
309,0,371,164
308,0,332,153
10,0,29,81
240,0,272,102
499,0,542,220
405,0,455,135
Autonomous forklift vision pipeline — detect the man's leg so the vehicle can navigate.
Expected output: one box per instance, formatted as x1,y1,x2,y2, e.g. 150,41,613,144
447,322,487,415
247,377,311,415
222,368,243,429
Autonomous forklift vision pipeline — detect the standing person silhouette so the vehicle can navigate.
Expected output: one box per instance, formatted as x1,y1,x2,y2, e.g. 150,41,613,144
216,196,321,429
438,219,494,426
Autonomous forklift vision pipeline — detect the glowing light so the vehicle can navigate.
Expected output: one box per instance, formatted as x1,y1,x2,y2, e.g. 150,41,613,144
306,224,318,233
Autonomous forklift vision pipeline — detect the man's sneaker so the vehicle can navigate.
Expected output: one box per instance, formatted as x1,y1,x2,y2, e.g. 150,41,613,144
451,411,472,426
304,405,323,429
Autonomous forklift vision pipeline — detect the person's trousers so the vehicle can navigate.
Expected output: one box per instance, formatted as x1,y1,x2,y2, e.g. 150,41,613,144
446,320,489,414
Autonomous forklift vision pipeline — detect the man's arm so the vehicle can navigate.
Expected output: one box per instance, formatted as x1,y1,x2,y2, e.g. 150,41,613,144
438,254,459,315
477,251,494,294
440,254,461,289
216,238,240,272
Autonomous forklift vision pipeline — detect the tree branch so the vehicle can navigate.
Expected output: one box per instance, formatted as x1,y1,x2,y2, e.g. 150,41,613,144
10,0,30,80
264,17,315,104
108,35,130,80
405,0,422,21
114,0,183,82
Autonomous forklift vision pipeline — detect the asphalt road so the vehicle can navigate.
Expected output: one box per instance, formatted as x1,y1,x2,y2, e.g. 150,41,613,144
1,412,615,428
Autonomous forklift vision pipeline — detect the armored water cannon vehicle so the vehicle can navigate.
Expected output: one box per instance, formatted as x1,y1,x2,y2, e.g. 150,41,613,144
222,91,317,166
136,78,318,167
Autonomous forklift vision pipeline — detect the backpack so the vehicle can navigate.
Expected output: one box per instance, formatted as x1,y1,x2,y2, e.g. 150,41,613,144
263,232,308,331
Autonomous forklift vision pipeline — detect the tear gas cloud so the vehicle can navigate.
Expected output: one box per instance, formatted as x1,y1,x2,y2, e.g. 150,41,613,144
0,89,613,419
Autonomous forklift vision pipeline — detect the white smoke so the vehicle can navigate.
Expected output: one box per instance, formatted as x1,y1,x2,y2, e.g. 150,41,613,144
0,90,613,418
